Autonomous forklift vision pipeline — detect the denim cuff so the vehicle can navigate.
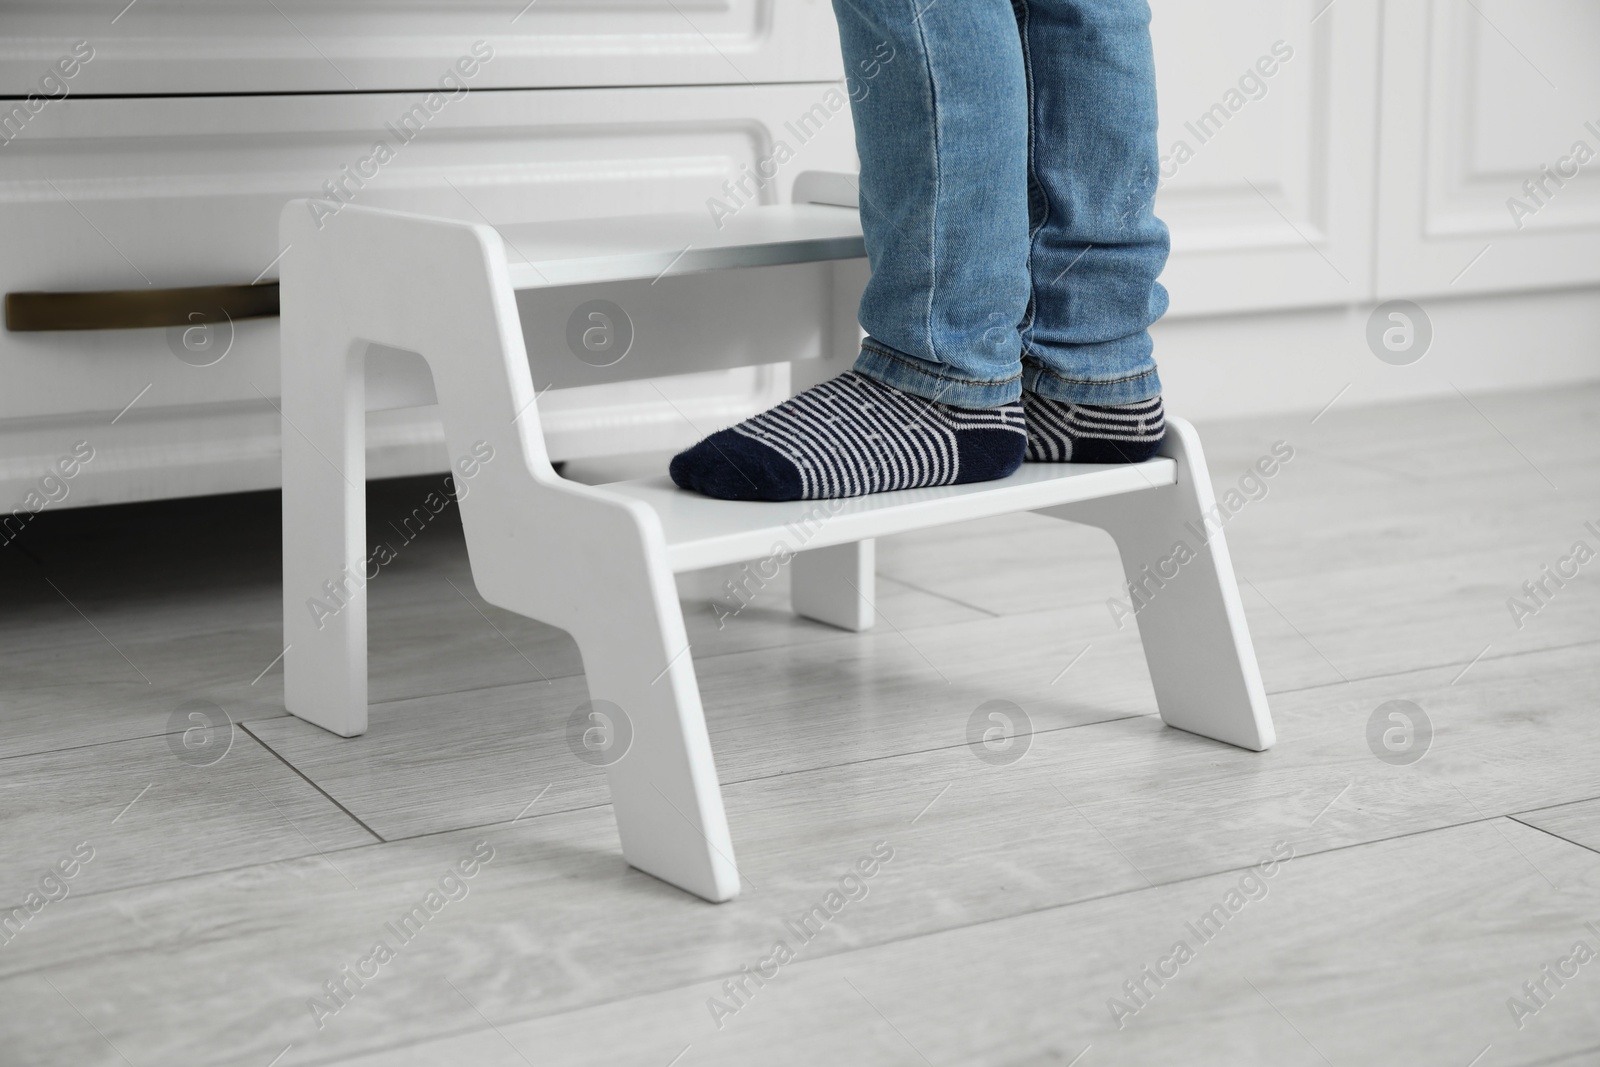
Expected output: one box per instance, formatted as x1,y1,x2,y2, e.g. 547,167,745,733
1022,361,1162,406
852,339,1023,409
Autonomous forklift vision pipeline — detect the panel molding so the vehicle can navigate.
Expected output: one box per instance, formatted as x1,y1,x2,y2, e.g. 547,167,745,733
0,1,844,94
1375,0,1600,296
1151,0,1381,316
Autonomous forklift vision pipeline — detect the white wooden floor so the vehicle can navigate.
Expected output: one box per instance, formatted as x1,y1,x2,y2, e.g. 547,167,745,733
2,384,1598,1067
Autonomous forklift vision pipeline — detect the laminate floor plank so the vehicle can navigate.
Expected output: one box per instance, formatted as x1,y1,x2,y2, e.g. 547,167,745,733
313,818,1600,1067
878,498,1600,683
242,592,1353,841
1,632,1593,1064
876,459,1598,618
876,384,1600,620
0,760,1150,1067
238,557,1592,847
0,727,376,907
0,539,982,763
239,632,1600,939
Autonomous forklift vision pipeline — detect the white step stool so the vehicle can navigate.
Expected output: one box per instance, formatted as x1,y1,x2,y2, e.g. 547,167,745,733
279,173,1273,903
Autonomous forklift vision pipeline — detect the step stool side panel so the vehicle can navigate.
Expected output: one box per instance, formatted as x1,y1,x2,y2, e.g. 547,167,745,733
281,201,549,734
280,200,739,900
1038,417,1275,751
564,556,742,902
279,206,377,737
792,539,876,632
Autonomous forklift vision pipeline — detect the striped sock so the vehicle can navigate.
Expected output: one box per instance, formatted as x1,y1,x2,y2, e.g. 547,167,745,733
1022,393,1166,463
669,371,1027,501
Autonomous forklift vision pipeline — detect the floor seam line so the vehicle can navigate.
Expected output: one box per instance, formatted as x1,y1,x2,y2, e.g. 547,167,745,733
874,572,1005,619
239,722,388,844
1506,815,1600,859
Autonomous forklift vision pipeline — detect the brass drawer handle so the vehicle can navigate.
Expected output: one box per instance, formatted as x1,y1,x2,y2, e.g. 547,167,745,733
5,282,280,332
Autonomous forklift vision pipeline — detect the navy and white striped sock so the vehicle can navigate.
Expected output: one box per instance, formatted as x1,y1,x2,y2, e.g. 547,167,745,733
669,372,1027,501
1022,393,1166,464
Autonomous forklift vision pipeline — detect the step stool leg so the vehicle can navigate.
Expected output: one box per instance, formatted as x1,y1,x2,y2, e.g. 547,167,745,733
1037,417,1274,751
787,258,877,633
791,540,875,631
280,292,368,737
570,567,741,903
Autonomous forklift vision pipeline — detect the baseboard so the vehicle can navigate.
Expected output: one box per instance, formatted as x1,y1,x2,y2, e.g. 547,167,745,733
1155,284,1600,422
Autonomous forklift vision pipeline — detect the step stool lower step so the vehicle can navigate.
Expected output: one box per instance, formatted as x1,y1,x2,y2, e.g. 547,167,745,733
599,458,1179,572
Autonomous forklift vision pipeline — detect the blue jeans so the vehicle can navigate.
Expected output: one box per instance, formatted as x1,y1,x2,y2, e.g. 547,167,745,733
834,0,1169,408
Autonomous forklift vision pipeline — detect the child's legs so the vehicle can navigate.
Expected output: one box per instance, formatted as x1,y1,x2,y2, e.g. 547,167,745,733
1015,0,1170,405
832,0,1032,409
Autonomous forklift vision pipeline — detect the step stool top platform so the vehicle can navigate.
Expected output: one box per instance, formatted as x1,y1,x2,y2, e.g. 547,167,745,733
499,203,866,289
597,459,1178,572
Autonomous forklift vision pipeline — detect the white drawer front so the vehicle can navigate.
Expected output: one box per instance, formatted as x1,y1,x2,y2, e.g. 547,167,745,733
0,1,844,94
0,83,859,425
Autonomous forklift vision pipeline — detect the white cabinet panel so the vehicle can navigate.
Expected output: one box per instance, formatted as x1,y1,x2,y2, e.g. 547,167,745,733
0,0,843,95
1151,0,1380,316
0,80,856,508
0,84,857,424
1375,0,1600,296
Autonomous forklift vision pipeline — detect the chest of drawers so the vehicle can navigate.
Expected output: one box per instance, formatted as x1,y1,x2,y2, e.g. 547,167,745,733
0,1,853,509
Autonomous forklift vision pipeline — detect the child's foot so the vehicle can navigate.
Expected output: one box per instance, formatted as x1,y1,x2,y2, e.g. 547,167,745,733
670,371,1026,501
1022,393,1166,463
